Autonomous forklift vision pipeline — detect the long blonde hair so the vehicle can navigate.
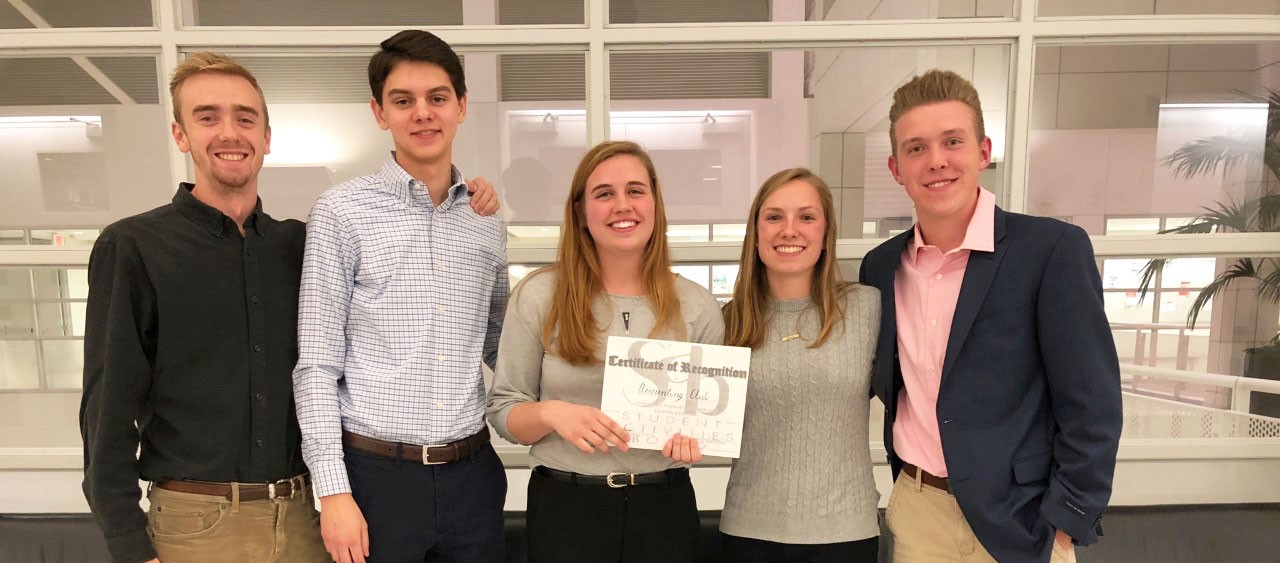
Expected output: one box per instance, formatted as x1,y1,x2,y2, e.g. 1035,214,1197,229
533,140,684,365
723,167,850,349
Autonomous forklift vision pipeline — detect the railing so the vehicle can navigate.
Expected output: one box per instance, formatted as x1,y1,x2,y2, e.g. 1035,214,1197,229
1119,363,1280,440
1111,323,1201,371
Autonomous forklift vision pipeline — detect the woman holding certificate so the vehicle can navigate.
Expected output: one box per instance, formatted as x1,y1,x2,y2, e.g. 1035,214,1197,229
719,168,881,562
487,140,725,563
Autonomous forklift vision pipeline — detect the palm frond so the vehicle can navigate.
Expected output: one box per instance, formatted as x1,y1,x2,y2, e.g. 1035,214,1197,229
1186,259,1262,328
1161,136,1264,180
1136,258,1166,303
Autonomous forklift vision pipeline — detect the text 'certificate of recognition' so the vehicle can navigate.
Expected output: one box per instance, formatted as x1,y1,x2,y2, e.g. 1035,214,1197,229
599,336,751,458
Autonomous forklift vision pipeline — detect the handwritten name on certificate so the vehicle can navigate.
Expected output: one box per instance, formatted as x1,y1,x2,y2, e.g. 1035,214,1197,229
599,336,751,458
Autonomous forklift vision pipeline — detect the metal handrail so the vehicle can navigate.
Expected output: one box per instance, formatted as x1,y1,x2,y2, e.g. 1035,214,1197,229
1120,363,1280,413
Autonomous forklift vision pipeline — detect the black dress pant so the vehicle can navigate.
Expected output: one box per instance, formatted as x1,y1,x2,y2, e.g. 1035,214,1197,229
526,467,700,563
722,533,880,563
345,442,507,563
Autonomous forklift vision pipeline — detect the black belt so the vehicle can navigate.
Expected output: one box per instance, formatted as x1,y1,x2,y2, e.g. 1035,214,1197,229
534,466,687,489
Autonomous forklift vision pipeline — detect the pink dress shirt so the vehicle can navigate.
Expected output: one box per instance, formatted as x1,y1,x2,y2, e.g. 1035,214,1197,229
892,188,996,477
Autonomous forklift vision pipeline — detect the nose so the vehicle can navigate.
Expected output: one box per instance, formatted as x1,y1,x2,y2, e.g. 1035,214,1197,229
779,217,798,237
414,98,432,121
927,147,948,171
216,118,239,141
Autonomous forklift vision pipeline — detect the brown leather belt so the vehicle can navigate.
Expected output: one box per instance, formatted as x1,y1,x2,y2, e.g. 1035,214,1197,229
342,427,490,465
901,461,952,493
154,473,308,502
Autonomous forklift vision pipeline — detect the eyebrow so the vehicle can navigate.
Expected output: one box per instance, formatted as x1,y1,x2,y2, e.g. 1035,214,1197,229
590,180,648,194
191,104,260,117
900,128,969,146
762,205,819,213
386,86,454,98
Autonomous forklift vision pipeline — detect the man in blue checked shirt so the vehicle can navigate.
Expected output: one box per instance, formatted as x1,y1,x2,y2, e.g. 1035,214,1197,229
293,30,509,563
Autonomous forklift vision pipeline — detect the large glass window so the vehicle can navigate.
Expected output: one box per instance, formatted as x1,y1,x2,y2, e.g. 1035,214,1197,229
1039,0,1279,17
610,0,1014,23
0,54,170,243
0,267,86,391
608,45,1011,240
0,0,153,28
186,0,586,26
1029,42,1279,236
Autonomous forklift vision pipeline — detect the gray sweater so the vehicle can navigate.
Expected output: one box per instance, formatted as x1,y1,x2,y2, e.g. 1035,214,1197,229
719,285,881,544
487,270,725,475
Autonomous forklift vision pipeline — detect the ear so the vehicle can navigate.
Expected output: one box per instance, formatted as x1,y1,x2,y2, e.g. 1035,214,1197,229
263,125,272,156
457,94,467,124
370,96,390,131
887,154,903,186
979,136,993,169
171,120,191,154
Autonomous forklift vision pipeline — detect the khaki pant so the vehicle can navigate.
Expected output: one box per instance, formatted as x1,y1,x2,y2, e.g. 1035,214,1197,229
147,479,329,563
886,473,1076,563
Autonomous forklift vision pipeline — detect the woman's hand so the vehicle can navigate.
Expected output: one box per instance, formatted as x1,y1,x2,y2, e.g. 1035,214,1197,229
540,400,631,454
662,433,703,464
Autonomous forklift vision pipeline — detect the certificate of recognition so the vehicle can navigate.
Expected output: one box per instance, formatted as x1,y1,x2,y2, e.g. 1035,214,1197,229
599,336,751,458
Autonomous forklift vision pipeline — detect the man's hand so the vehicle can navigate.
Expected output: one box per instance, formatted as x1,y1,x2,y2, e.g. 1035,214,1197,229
1055,529,1073,550
662,433,703,464
320,493,369,563
466,177,500,216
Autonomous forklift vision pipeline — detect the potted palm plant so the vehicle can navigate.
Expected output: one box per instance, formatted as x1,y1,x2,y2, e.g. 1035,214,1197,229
1137,88,1280,416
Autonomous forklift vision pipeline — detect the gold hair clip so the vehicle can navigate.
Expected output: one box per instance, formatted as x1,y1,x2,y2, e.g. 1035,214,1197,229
781,333,800,342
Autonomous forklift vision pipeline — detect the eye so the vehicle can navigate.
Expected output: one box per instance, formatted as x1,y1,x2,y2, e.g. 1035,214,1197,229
946,137,963,146
394,98,411,106
594,190,613,200
763,213,781,221
432,95,448,104
801,214,817,222
907,145,924,154
627,187,647,196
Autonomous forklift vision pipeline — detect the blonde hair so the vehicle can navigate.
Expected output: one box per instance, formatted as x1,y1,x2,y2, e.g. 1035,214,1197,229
888,69,983,156
532,140,684,366
723,167,850,349
169,52,269,128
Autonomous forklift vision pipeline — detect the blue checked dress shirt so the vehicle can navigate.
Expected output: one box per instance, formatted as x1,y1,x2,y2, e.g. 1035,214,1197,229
293,154,508,498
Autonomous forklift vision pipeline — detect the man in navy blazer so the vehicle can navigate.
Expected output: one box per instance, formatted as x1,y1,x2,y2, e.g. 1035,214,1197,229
858,70,1122,563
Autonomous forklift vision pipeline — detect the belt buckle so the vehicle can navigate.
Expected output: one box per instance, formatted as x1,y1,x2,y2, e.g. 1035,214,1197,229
421,443,448,465
605,472,634,488
269,477,300,499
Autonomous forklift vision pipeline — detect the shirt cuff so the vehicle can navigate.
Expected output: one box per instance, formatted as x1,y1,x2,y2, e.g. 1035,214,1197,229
104,527,157,563
310,458,352,498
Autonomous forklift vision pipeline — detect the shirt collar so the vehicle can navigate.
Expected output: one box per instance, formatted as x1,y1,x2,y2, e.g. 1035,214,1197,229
907,187,997,259
378,153,467,209
172,182,269,238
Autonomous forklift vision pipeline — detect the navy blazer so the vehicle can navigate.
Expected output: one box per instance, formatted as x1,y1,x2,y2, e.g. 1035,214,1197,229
859,206,1122,563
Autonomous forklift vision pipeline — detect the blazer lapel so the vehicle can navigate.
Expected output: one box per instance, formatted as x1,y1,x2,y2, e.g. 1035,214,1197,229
940,207,1009,385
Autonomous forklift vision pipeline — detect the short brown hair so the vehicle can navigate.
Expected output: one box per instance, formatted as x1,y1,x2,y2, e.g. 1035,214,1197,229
888,69,983,156
169,52,269,128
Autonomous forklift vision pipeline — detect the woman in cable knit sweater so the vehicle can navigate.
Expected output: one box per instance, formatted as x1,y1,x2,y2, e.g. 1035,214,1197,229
720,168,881,562
487,141,725,563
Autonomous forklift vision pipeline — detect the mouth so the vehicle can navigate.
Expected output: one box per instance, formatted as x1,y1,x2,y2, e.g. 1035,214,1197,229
924,178,957,189
213,151,249,162
411,129,442,140
773,245,806,255
608,219,638,231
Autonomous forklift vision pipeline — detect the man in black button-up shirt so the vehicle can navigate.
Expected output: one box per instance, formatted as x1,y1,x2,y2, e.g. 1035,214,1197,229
79,52,330,563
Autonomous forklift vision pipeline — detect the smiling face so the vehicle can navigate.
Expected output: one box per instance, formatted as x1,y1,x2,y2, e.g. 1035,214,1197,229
371,60,466,172
757,179,826,291
581,154,656,261
887,99,992,226
171,72,270,192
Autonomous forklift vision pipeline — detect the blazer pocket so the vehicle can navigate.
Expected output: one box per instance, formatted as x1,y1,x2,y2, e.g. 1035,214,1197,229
1013,452,1052,484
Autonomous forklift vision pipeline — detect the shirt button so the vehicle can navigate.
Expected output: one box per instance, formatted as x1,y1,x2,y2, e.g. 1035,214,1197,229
255,392,264,401
437,402,444,408
253,344,262,353
255,440,263,447
250,295,260,304
437,307,444,314
935,274,943,280
930,319,938,326
438,355,445,362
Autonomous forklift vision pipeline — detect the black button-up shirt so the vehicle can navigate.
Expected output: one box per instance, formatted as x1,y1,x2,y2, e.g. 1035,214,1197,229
80,183,306,563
